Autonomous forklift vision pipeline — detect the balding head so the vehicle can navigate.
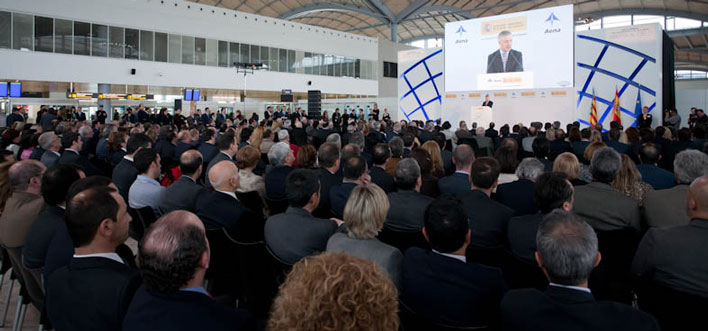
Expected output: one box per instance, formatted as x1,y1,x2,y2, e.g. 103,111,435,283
9,160,45,194
687,176,708,219
453,144,475,171
139,210,209,293
179,150,203,178
209,160,240,191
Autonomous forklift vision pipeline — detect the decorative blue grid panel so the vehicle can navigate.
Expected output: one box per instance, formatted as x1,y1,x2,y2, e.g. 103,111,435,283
399,49,443,121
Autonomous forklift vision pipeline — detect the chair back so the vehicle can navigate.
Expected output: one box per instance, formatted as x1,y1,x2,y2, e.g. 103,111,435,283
236,190,268,219
638,283,708,331
377,226,429,254
265,244,293,286
204,228,242,298
224,235,279,318
589,228,639,304
399,301,489,331
265,197,289,216
127,207,146,241
3,247,44,311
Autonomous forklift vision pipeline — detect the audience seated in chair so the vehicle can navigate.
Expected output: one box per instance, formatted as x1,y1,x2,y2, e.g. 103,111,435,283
128,148,165,217
38,132,61,169
112,133,152,202
385,158,433,231
369,143,396,193
195,160,248,233
496,157,545,216
314,142,342,217
205,130,238,188
437,144,474,197
329,154,369,218
160,150,205,214
264,142,295,200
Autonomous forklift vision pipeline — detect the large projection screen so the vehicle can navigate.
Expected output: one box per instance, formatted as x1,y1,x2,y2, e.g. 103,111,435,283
445,5,574,92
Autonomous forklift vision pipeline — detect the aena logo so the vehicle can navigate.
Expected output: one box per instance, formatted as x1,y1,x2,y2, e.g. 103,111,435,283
544,12,561,33
455,25,468,44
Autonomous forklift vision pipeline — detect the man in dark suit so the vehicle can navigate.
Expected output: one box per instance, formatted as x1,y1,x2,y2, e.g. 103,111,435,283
46,185,141,331
160,150,205,214
313,143,342,218
385,158,434,231
495,158,544,216
502,210,658,330
458,157,514,247
38,132,62,168
124,211,252,331
402,196,507,328
402,133,415,158
330,155,370,217
205,131,238,188
606,128,629,155
197,128,219,166
636,143,674,190
633,175,708,297
265,142,295,200
195,161,249,234
57,132,100,176
572,128,591,161
6,107,25,128
112,133,152,202
637,106,653,128
486,30,523,73
438,144,474,196
173,131,195,161
370,143,396,193
265,169,339,264
573,147,641,231
481,94,493,108
507,172,573,261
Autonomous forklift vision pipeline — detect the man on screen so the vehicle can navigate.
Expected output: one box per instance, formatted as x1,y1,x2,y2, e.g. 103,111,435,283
482,95,493,108
486,30,523,74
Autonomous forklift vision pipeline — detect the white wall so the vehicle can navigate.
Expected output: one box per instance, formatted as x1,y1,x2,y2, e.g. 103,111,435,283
676,79,708,128
379,39,415,98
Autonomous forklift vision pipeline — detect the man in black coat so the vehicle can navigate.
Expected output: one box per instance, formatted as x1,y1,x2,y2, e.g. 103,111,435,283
57,132,101,176
205,131,238,188
385,158,433,231
438,144,474,197
160,150,205,214
458,157,514,247
501,209,658,330
495,158,545,217
329,155,369,218
112,133,152,202
313,143,342,218
197,129,219,166
264,142,295,200
265,169,339,264
46,185,141,331
195,161,249,234
124,211,252,331
369,143,396,193
402,196,507,328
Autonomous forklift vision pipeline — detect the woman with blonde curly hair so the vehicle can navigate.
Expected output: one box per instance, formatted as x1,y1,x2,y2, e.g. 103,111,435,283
248,126,264,152
553,152,587,186
268,251,399,331
421,141,445,178
327,183,402,288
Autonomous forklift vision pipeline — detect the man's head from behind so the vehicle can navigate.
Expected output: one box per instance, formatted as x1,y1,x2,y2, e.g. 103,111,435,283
41,164,84,206
343,155,368,182
9,160,45,194
638,143,660,165
535,210,600,286
179,150,203,179
139,210,208,293
674,150,708,184
66,185,131,249
372,143,391,166
453,144,475,172
687,175,708,219
470,157,500,190
216,131,237,156
134,149,161,179
317,143,340,171
61,132,82,150
126,133,153,156
589,147,621,184
423,196,470,254
394,158,421,191
285,169,320,210
209,160,240,192
535,172,574,214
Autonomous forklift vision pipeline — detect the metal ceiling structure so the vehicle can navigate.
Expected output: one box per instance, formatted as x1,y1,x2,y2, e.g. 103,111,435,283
189,0,708,70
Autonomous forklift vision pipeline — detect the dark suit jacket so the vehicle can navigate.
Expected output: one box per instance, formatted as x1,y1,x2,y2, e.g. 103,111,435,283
385,190,434,231
123,286,252,331
438,172,471,197
487,49,523,73
111,149,126,166
459,190,514,247
501,285,659,330
507,213,544,261
197,142,219,165
314,168,342,217
42,223,74,281
402,247,507,328
173,142,195,160
607,141,629,155
112,158,138,202
264,207,338,264
495,179,538,217
632,218,708,297
637,113,653,128
29,146,45,161
58,150,100,176
205,152,233,187
572,141,590,161
195,190,247,233
46,257,141,331
40,150,60,168
265,166,294,200
549,140,572,160
160,176,205,213
636,164,675,190
22,205,65,269
154,140,175,161
329,182,358,218
573,182,640,231
370,166,396,193
482,100,494,108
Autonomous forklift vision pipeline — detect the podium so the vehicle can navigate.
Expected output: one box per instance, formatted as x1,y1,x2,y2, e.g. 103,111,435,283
467,106,493,128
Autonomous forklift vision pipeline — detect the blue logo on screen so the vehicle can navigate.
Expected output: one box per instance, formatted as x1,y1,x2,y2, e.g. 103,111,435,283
545,13,560,26
456,26,466,37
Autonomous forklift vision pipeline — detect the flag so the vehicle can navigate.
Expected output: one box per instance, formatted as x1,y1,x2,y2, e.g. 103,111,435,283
634,89,642,126
589,89,598,126
612,87,622,126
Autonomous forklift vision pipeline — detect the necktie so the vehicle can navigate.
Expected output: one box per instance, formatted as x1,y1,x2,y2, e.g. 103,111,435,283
501,52,508,72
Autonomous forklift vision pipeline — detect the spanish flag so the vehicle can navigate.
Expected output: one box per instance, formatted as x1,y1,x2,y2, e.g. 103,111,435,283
589,89,598,126
612,87,622,126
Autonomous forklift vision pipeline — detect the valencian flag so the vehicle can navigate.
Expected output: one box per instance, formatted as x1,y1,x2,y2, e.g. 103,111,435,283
589,89,598,126
612,87,622,126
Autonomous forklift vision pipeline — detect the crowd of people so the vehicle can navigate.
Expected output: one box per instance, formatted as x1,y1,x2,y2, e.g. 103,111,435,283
0,103,707,330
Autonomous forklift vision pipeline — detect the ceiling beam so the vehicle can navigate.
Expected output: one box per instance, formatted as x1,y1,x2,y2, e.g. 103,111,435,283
277,3,388,22
667,27,708,38
578,8,708,24
395,0,431,22
362,0,396,22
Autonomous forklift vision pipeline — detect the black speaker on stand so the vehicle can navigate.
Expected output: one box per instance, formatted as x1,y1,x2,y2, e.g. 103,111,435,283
174,99,183,111
307,90,321,119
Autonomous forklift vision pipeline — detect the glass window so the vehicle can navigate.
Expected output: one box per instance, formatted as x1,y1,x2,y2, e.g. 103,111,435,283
250,44,260,64
279,49,287,72
91,24,108,57
410,40,424,48
0,11,10,49
181,35,194,64
206,39,217,66
354,59,361,78
140,30,153,61
260,46,269,69
673,17,702,30
125,28,139,59
334,56,342,77
229,42,239,65
12,13,33,51
240,43,250,63
54,19,72,54
154,32,167,62
34,16,53,52
168,34,180,63
602,16,631,28
288,50,296,73
269,47,278,71
304,52,312,75
633,15,665,29
109,27,124,58
218,40,228,67
73,21,90,55
194,37,205,65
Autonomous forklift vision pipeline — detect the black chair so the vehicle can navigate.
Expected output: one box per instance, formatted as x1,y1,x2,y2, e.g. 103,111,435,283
377,226,429,254
589,228,640,304
127,207,145,241
264,244,293,287
136,207,158,228
264,198,288,216
637,283,708,331
503,252,548,291
399,301,488,331
465,245,507,269
235,190,268,220
204,228,243,300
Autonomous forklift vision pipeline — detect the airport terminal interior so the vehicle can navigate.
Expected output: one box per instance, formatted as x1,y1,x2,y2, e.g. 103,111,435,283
0,0,708,330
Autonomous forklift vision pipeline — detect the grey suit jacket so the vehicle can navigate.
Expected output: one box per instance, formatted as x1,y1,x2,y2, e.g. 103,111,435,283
326,230,403,288
642,184,690,228
40,150,60,168
160,176,205,213
385,190,433,231
264,207,338,264
573,182,640,231
474,136,494,156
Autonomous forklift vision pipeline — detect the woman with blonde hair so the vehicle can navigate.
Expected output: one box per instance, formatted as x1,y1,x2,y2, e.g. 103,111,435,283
235,145,265,198
326,183,403,288
611,154,653,204
268,252,399,331
421,141,445,178
248,126,264,151
589,129,602,143
295,144,317,169
553,152,587,186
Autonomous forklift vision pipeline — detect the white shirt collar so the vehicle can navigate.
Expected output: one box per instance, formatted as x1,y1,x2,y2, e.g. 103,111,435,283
65,148,79,154
432,249,466,263
124,155,134,162
455,171,470,176
549,282,592,293
181,175,196,182
220,151,232,159
215,189,238,201
73,252,124,264
51,150,61,156
121,147,127,152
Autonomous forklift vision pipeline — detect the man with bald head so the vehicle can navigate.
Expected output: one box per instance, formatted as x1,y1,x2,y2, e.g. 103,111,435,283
195,160,249,233
438,144,475,197
123,211,252,330
160,150,206,214
632,175,708,297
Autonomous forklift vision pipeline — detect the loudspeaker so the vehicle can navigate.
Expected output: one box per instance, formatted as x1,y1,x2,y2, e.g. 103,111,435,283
130,68,136,75
307,90,321,118
174,99,182,111
281,94,293,102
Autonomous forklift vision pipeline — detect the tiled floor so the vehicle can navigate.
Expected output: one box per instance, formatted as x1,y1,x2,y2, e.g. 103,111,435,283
0,272,41,330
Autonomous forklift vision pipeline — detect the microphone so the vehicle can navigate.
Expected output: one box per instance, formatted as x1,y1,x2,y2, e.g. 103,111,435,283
509,51,522,72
